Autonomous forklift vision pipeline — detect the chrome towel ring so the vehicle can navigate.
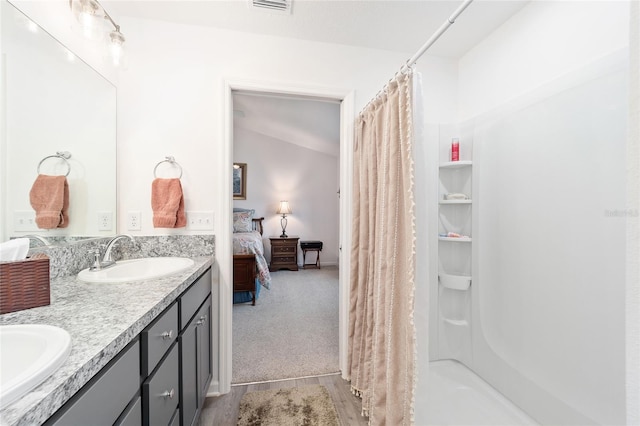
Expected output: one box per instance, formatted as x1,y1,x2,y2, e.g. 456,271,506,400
153,156,183,179
37,151,72,177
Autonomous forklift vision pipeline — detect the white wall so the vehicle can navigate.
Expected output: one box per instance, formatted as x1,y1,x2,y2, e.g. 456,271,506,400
233,126,340,266
455,1,632,424
458,0,630,122
116,16,410,238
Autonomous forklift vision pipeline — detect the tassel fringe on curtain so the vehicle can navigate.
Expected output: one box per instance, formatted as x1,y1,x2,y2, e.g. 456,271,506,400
348,69,417,426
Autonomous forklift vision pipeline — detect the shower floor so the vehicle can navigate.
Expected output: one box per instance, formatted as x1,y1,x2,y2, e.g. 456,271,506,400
426,360,538,425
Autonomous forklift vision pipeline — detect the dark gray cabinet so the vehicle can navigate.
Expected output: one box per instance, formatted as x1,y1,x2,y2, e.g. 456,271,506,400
45,266,214,426
44,340,141,426
179,279,212,426
196,298,212,403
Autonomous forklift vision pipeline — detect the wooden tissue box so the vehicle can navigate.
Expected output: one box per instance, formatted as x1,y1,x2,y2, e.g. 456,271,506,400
0,255,50,314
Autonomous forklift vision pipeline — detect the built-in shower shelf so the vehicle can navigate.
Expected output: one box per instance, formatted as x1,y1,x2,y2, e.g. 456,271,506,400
439,200,472,204
442,318,469,326
439,273,472,291
439,160,472,169
439,237,472,242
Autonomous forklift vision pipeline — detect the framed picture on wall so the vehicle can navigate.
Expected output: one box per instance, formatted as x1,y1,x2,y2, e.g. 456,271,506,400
233,163,247,200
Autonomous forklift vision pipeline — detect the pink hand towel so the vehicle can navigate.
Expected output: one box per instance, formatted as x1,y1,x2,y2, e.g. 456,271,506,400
29,174,69,229
152,178,186,228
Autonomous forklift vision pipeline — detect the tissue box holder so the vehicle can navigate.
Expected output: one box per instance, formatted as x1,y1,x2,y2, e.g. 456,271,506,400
0,256,50,314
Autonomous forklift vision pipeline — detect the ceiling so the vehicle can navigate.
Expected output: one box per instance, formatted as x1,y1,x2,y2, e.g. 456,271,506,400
106,0,530,153
106,0,530,58
233,92,341,157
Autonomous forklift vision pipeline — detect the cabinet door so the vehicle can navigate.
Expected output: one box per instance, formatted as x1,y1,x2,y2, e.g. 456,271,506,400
179,318,198,426
196,296,212,406
180,294,213,426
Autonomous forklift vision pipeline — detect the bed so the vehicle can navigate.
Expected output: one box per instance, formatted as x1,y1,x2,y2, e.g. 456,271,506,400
232,209,271,305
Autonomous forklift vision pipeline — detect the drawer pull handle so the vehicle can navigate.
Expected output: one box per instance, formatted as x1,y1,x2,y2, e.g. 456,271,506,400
161,330,173,340
196,315,206,326
162,389,175,399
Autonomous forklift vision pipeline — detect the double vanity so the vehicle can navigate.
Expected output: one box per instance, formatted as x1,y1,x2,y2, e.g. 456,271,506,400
0,237,217,426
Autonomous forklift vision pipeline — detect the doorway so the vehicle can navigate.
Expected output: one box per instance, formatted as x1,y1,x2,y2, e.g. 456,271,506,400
216,79,354,395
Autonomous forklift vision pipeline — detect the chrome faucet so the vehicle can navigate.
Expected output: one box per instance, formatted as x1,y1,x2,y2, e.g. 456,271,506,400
90,235,134,271
102,234,135,264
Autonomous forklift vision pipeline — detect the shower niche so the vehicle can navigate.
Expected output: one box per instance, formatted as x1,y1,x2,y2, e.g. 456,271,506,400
437,134,473,364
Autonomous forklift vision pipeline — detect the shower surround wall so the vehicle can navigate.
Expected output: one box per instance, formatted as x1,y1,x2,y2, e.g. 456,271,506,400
422,1,631,425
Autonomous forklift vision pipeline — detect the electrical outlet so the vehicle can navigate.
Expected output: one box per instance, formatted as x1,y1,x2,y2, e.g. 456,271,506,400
127,211,141,231
98,211,113,231
14,211,38,231
187,211,214,231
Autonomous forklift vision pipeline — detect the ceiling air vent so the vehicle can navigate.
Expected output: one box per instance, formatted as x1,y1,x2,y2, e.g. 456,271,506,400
251,0,291,14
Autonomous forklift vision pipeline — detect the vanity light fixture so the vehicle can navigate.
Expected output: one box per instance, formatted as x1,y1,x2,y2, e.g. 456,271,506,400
276,200,292,238
69,0,125,66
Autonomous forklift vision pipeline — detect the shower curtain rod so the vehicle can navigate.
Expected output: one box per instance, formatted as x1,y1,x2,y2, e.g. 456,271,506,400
359,0,474,115
406,0,475,67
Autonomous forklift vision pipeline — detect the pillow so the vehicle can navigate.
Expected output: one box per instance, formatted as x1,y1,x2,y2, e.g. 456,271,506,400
233,211,253,232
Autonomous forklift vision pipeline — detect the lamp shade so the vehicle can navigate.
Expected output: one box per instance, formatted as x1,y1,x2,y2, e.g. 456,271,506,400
277,200,292,215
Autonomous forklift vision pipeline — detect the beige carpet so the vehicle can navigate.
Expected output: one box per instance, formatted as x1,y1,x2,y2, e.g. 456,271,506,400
237,385,339,426
232,267,339,384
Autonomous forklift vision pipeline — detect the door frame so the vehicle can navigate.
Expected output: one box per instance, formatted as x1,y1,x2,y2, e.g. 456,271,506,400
216,78,354,394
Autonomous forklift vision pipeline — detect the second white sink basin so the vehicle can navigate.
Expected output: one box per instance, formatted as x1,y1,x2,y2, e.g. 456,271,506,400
0,324,72,409
77,257,195,283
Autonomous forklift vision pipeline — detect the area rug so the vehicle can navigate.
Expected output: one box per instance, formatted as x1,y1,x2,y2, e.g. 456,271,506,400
237,385,339,426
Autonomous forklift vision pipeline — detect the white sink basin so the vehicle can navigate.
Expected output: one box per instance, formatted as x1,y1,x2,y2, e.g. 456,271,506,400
0,324,71,409
77,257,195,283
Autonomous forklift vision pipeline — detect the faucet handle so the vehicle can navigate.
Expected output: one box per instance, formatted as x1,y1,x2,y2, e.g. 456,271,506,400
90,248,102,271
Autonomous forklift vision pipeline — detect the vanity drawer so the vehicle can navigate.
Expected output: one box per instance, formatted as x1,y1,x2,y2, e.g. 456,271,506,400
116,396,141,426
46,340,140,426
142,303,178,376
180,268,211,329
143,343,179,426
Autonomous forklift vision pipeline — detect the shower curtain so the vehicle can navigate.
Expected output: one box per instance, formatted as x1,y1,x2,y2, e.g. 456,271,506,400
348,69,416,425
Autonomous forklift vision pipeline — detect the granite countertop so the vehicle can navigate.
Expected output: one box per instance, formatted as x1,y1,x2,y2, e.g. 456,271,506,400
0,256,215,426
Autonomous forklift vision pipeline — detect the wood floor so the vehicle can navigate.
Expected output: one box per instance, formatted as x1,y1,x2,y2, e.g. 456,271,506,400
198,373,369,426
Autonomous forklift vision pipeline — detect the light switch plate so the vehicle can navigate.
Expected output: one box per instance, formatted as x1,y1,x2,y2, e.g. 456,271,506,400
187,211,214,231
14,211,38,231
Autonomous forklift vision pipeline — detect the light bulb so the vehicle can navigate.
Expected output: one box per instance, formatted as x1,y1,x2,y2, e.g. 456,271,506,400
109,29,125,66
70,0,105,41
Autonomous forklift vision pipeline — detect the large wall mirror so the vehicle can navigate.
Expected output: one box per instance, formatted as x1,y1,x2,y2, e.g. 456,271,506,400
1,0,117,242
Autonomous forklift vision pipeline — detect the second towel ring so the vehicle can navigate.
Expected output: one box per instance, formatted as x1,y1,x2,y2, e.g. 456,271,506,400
37,151,72,177
154,156,183,179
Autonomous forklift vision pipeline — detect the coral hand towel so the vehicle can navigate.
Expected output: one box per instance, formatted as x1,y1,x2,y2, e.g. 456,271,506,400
29,174,69,229
152,178,186,228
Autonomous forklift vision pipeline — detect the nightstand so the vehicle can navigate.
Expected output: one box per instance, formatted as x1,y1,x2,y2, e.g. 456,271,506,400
269,236,299,271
